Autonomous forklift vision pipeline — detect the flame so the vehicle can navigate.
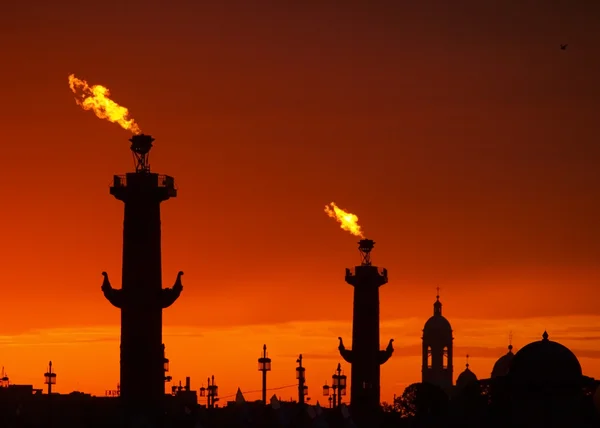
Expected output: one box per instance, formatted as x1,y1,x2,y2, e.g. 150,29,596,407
68,74,141,134
324,202,364,238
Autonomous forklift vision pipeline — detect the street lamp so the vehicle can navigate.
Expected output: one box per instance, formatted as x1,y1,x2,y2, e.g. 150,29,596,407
296,354,307,405
172,380,184,395
44,361,57,395
323,363,346,408
163,344,172,383
0,367,9,388
258,344,272,405
199,375,219,408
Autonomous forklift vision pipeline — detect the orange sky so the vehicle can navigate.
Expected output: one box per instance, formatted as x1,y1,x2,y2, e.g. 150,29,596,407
1,0,600,404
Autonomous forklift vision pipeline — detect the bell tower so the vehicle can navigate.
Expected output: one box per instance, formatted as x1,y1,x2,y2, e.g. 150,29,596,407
421,289,453,390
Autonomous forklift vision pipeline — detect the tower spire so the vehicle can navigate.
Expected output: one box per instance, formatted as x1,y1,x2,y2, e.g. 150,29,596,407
508,331,513,352
433,287,442,316
465,354,470,369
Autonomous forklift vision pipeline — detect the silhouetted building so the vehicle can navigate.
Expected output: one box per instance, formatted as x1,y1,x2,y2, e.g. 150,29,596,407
338,239,394,418
422,290,453,390
455,355,478,390
507,330,586,427
101,134,184,426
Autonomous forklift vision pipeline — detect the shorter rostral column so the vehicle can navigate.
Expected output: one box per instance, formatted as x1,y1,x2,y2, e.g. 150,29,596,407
101,134,184,426
338,239,394,417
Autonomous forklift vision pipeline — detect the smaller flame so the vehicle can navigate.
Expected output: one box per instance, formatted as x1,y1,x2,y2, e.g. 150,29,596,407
324,202,364,238
68,74,141,134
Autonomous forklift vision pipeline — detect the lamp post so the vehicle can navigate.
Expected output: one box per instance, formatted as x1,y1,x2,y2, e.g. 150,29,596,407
258,344,272,404
322,363,347,408
1,367,9,388
44,361,57,395
296,354,308,405
199,375,219,408
163,344,172,384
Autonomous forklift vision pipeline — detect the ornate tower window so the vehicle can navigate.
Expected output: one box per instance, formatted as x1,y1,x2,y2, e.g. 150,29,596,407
427,346,432,369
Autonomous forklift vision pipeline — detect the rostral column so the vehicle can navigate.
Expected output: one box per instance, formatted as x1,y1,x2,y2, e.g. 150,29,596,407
101,134,183,424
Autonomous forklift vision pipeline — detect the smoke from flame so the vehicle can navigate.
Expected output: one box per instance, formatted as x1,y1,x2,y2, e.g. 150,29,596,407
324,202,364,238
68,74,141,134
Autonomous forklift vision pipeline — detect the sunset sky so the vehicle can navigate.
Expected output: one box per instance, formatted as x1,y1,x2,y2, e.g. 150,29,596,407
1,0,600,404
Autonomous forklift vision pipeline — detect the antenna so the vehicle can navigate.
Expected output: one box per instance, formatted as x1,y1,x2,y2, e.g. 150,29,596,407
129,134,154,173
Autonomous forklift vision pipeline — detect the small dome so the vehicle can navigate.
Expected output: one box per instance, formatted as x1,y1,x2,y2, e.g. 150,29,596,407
509,331,582,387
457,367,478,387
491,345,515,378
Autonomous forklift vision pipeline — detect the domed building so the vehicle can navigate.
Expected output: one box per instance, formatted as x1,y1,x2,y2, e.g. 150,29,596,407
508,330,582,388
491,341,515,378
508,331,586,426
456,355,478,389
421,290,453,390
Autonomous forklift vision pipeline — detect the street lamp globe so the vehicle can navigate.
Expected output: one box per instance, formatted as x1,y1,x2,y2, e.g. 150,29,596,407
340,373,347,388
44,362,56,386
258,356,271,371
258,344,272,371
332,373,340,387
44,372,56,385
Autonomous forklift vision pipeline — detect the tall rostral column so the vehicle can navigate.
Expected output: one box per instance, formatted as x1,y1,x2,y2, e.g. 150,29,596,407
101,134,184,425
338,239,394,418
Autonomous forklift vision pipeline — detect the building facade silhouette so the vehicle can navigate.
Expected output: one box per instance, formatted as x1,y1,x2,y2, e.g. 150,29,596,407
421,291,454,390
101,134,184,426
338,239,394,418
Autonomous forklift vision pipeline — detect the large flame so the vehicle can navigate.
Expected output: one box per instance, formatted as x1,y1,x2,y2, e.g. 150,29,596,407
68,74,141,134
324,202,364,238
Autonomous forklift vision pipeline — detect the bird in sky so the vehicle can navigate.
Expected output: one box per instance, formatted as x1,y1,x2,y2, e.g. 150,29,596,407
560,44,568,50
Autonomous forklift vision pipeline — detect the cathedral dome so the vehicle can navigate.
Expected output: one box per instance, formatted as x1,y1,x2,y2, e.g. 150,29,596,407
509,331,582,387
491,344,514,378
423,295,452,337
